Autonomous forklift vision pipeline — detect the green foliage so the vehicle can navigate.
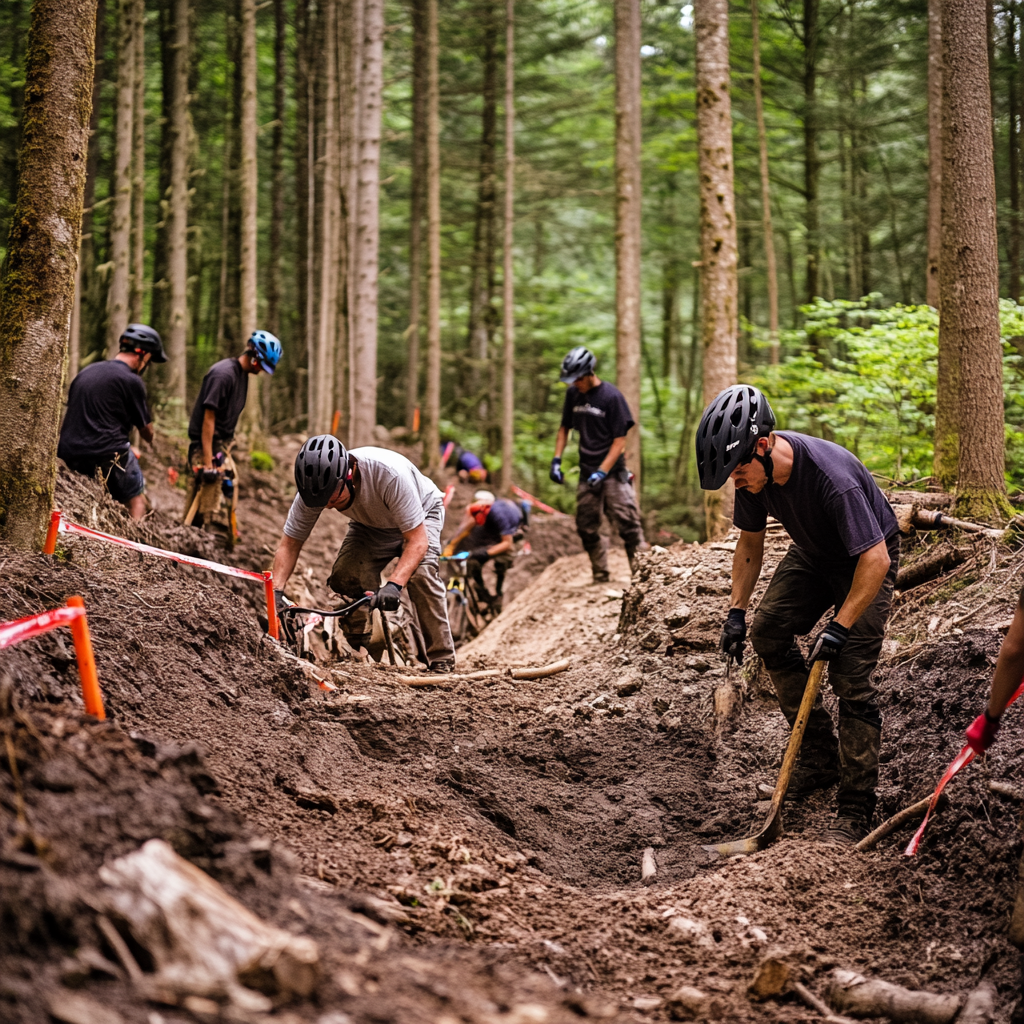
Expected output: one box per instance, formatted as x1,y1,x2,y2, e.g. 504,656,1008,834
250,451,274,472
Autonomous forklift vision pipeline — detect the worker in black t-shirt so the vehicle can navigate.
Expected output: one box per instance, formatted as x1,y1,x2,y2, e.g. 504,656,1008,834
549,346,648,584
58,324,167,520
696,384,901,845
183,331,282,533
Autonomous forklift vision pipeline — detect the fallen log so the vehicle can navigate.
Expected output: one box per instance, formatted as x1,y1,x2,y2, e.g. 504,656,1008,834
827,969,960,1023
854,795,944,853
394,658,572,687
895,543,968,592
887,491,952,510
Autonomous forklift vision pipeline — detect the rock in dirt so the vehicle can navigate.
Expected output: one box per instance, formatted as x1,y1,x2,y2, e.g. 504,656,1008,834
666,604,692,630
747,958,790,1000
666,985,724,1020
47,991,125,1024
666,915,713,946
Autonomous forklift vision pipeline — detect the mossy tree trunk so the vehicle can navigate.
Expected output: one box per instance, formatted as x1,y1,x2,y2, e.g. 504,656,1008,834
239,0,259,439
0,0,98,550
695,0,738,539
939,0,1011,522
422,0,441,475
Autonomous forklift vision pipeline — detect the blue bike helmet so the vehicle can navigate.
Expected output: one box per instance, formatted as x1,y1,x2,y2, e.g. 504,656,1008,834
249,330,282,375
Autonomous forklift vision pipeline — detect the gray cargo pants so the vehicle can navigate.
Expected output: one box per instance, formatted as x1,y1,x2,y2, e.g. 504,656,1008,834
575,473,647,575
748,536,899,818
327,502,455,665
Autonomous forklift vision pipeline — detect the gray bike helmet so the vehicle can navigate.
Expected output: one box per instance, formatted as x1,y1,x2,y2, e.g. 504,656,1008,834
695,384,776,490
295,434,351,507
120,323,167,363
559,346,597,383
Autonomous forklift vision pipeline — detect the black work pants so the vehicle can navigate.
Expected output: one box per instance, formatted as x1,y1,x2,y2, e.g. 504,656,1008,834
749,537,899,816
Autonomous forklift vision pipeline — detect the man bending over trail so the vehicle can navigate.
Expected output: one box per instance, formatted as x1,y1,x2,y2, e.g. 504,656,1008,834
697,384,900,845
270,435,455,672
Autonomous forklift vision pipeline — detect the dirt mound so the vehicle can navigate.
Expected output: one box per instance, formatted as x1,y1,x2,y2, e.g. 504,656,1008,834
5,470,1024,1021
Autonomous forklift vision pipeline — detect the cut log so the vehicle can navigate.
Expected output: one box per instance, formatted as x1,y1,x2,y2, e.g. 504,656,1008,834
640,847,657,883
827,969,960,1023
854,795,945,852
887,491,953,510
895,543,968,591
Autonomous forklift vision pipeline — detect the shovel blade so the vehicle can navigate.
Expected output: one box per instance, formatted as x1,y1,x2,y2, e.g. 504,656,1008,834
702,806,784,858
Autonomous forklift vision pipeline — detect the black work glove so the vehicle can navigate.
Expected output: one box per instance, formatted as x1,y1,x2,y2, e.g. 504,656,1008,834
720,608,747,665
470,547,491,563
809,619,850,662
200,468,220,484
371,581,403,612
549,457,565,485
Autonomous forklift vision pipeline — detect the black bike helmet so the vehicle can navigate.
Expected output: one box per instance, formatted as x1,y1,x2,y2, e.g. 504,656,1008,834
295,434,351,507
559,346,597,383
120,323,167,363
695,384,776,490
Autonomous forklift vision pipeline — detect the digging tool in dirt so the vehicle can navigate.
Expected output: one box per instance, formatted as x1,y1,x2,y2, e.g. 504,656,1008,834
702,660,826,858
377,604,398,666
278,594,372,653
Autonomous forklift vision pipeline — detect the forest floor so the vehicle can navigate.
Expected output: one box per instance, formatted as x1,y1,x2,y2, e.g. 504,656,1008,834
3,434,1024,1023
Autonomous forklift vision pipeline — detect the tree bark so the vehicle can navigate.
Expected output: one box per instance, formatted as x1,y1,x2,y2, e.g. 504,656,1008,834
1009,4,1021,304
695,0,738,539
349,0,383,447
614,0,642,495
751,0,778,361
936,0,1009,519
294,0,311,428
467,0,499,402
499,0,515,492
423,0,442,475
165,0,190,412
0,0,98,548
267,0,285,339
129,0,145,323
107,0,135,356
239,0,259,434
802,0,819,305
927,0,942,308
407,0,428,432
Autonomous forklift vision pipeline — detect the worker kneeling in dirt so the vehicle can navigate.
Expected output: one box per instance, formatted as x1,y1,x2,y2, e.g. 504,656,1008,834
440,441,490,483
697,384,900,845
271,435,456,673
183,331,282,534
549,346,649,584
443,489,527,608
964,590,1024,946
58,323,167,521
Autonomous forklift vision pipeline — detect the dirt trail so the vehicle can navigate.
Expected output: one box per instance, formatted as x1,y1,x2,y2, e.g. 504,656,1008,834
3,460,1024,1022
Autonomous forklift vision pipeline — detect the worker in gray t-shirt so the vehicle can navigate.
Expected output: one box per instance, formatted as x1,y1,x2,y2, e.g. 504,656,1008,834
696,384,901,847
270,434,455,672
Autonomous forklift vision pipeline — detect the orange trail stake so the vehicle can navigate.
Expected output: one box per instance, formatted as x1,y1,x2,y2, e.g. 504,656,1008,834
412,407,421,433
264,571,280,640
330,409,341,436
43,510,62,555
66,596,105,720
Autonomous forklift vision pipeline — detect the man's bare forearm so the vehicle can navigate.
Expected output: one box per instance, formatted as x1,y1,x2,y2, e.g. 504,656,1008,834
271,534,304,591
989,604,1024,718
730,530,765,610
834,540,891,628
391,524,429,587
201,409,216,468
599,436,627,474
554,427,569,459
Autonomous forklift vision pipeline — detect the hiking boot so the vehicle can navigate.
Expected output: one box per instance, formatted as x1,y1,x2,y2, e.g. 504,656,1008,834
824,811,870,846
788,763,840,800
428,659,456,674
592,570,611,584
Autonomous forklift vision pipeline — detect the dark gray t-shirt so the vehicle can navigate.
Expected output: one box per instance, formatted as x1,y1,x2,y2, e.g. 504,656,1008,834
733,432,898,562
188,358,248,443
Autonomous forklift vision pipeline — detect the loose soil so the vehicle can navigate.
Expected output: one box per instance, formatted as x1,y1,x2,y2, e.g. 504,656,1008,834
3,445,1024,1023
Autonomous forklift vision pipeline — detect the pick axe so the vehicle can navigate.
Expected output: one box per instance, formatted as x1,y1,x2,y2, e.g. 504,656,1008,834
703,659,827,857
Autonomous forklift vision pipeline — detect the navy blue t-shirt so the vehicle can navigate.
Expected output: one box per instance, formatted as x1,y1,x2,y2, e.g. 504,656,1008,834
561,381,634,474
58,359,151,461
468,498,524,547
733,432,898,562
188,358,249,443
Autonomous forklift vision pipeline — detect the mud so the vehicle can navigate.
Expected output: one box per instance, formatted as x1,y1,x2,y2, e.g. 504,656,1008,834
3,458,1024,1021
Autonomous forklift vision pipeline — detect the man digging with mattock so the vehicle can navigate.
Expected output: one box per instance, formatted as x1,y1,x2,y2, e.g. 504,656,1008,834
270,435,456,673
696,385,901,845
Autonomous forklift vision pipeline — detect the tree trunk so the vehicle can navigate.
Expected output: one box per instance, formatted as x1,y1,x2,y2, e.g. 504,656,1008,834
499,0,515,492
661,256,679,380
467,1,499,404
0,0,98,548
695,0,738,538
107,0,135,356
751,0,778,361
937,0,1009,519
344,0,365,439
267,0,285,338
423,0,442,475
802,0,819,305
239,0,259,435
407,0,428,432
1009,4,1021,303
294,0,310,428
348,0,383,447
129,0,145,322
165,0,190,412
614,0,642,495
927,0,942,306
336,0,355,436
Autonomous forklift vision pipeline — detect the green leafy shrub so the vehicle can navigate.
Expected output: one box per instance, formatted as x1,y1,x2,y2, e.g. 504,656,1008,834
250,451,274,472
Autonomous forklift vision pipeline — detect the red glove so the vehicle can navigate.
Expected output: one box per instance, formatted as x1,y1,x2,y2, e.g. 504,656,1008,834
965,711,1000,754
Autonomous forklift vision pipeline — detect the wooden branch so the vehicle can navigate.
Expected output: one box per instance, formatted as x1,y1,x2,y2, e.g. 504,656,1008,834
791,981,858,1024
913,508,1004,539
510,658,571,679
827,969,961,1023
895,543,968,591
394,659,571,687
854,795,941,852
990,780,1024,801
